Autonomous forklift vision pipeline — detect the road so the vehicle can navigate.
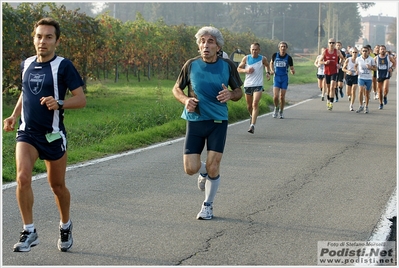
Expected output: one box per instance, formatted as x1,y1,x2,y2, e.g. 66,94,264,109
2,78,397,266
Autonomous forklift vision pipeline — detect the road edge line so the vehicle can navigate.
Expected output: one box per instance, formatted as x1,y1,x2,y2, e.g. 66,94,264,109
368,187,397,242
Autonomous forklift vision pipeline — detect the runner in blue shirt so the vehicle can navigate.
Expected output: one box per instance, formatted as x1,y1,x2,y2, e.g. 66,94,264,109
173,26,243,220
270,41,295,119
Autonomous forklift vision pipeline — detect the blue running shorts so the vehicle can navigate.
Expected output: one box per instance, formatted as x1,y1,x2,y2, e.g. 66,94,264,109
273,75,289,90
358,79,372,91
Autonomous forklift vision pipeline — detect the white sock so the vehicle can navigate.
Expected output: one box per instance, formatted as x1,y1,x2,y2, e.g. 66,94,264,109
199,161,207,175
204,175,220,203
23,223,35,233
60,219,71,229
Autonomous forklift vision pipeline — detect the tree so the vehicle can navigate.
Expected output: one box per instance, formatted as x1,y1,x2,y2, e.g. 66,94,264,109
3,2,384,97
82,2,371,52
97,13,124,82
49,4,100,89
387,18,397,49
2,3,98,91
358,2,376,11
2,2,54,91
58,2,99,17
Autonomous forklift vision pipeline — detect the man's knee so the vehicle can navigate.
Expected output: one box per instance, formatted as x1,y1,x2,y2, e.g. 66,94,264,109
49,181,67,196
205,162,220,178
184,164,199,176
16,173,32,190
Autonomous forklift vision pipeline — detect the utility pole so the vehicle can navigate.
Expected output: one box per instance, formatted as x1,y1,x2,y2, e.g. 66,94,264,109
332,8,336,40
335,13,339,41
327,3,331,39
318,3,321,53
283,12,285,41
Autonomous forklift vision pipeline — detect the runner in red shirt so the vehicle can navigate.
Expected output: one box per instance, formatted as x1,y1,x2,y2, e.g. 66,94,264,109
321,38,345,110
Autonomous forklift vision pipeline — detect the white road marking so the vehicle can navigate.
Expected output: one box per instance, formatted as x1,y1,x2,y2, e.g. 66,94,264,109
368,187,397,242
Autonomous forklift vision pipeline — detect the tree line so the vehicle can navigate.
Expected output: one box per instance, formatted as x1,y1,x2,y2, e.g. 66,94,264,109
2,2,281,94
66,2,374,49
3,2,386,95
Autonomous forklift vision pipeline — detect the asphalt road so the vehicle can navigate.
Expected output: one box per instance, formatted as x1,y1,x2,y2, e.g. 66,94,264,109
2,78,397,266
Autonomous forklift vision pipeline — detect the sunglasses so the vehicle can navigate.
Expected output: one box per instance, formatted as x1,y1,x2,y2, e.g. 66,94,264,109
329,42,335,44
362,50,368,52
352,52,358,53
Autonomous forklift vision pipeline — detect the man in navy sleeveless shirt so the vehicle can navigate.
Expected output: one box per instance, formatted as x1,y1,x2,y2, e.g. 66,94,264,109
375,45,396,109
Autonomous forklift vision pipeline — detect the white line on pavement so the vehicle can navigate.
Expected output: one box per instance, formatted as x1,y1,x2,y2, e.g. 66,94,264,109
368,187,397,242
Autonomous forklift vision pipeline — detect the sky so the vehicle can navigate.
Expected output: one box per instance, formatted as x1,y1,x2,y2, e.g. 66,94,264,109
47,1,398,18
359,2,398,17
90,2,398,17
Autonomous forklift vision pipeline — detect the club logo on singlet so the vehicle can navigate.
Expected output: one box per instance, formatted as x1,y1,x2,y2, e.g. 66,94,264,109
379,58,388,70
29,73,45,95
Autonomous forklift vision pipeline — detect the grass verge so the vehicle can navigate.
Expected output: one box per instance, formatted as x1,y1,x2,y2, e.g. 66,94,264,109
2,59,316,182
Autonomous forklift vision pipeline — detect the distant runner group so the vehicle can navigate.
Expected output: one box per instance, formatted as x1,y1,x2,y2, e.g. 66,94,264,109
314,39,396,113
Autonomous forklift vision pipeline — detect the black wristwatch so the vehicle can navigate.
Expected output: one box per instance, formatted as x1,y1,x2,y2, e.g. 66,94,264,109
57,100,64,110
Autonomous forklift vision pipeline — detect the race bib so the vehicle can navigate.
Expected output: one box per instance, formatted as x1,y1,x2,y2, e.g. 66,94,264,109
45,132,62,143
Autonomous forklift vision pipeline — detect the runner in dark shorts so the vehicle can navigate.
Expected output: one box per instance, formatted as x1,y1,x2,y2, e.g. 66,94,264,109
16,130,67,160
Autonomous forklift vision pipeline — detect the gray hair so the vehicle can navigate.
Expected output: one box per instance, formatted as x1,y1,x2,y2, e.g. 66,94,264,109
278,41,288,48
195,26,224,47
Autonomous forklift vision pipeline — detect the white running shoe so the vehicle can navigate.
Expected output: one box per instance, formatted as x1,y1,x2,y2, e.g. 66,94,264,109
356,106,364,113
272,107,278,118
197,174,206,191
57,222,73,252
247,125,255,134
13,229,39,252
196,202,213,220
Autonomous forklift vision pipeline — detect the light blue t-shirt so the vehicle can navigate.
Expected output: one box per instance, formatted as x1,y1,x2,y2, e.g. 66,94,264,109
176,56,242,121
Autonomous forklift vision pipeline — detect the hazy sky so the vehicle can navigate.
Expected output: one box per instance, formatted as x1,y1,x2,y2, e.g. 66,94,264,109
359,2,398,17
91,2,397,18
